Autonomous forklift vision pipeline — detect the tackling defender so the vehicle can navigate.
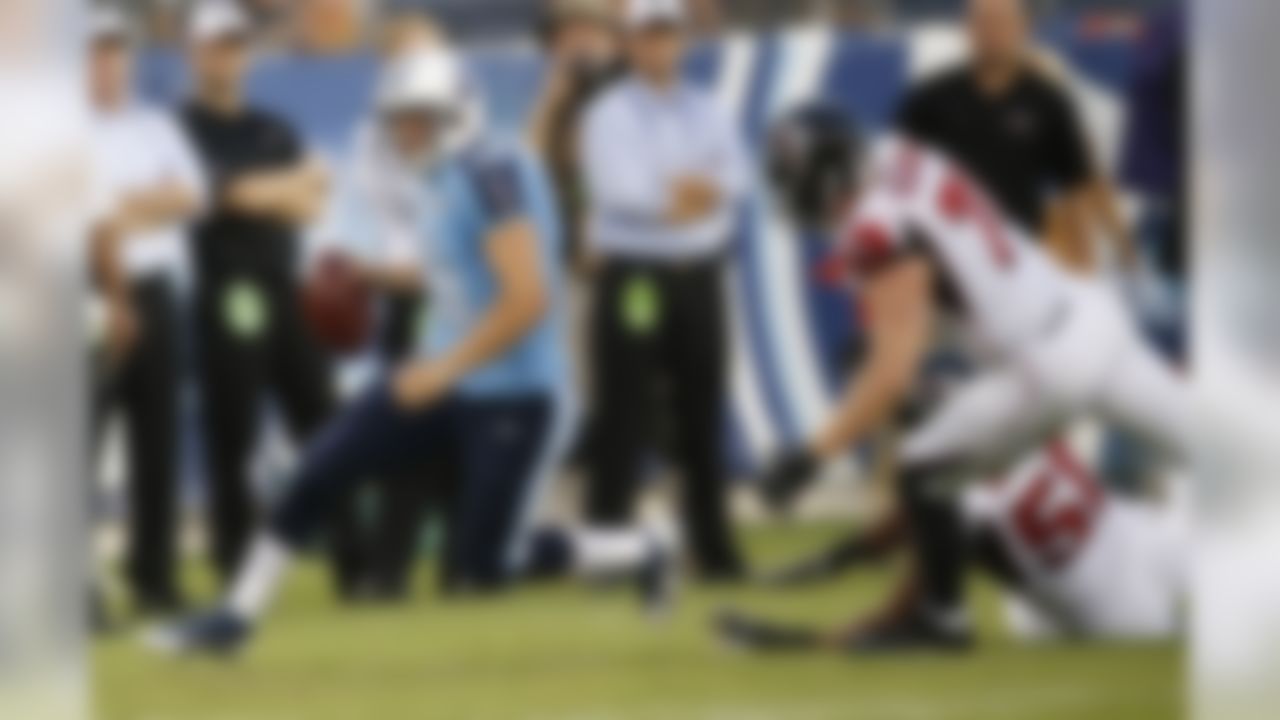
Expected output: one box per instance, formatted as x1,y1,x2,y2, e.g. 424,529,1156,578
731,104,1192,653
728,439,1187,647
150,49,677,657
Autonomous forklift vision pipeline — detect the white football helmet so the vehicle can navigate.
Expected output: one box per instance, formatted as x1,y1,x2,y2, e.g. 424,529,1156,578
375,48,482,165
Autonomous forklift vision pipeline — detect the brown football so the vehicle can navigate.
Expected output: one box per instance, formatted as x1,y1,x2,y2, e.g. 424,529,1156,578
301,250,374,354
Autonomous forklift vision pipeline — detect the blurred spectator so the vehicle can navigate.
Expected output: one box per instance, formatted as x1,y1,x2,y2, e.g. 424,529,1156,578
238,0,296,51
243,0,292,16
87,4,208,617
294,0,369,55
816,0,891,31
140,0,185,48
378,5,447,57
529,0,625,269
177,0,347,591
580,0,751,580
685,0,725,37
896,0,1132,273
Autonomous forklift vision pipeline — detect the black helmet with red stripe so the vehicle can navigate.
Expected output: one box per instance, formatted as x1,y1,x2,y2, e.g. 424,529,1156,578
766,102,864,232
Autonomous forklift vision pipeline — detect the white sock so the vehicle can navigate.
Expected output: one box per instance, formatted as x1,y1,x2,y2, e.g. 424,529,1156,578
225,535,294,623
569,527,658,577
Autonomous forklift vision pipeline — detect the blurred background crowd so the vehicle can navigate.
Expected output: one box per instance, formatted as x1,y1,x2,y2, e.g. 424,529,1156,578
120,0,1161,47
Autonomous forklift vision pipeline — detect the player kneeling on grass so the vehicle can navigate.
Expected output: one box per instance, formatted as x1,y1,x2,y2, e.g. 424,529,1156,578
726,439,1187,648
149,49,677,657
720,103,1193,655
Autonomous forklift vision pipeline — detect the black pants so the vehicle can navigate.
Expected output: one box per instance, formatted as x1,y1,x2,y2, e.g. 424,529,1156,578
93,277,181,602
271,387,555,590
350,290,437,597
195,272,337,585
587,257,743,577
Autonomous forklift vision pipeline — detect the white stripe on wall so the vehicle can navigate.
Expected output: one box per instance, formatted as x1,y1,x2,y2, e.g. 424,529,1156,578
713,33,759,115
769,25,838,120
713,35,778,463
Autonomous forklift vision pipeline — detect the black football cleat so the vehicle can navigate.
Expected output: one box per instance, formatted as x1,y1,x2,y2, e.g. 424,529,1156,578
144,609,253,659
842,606,974,656
715,608,821,654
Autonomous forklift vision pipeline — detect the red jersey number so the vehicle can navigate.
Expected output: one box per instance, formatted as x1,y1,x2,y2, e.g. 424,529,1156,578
938,173,1015,269
1010,445,1105,570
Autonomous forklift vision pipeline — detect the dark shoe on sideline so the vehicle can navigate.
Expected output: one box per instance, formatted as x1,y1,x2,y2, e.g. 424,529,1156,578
144,609,253,659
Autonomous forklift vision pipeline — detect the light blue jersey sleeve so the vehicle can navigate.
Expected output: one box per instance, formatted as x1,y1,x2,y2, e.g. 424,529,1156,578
462,144,543,232
429,139,574,405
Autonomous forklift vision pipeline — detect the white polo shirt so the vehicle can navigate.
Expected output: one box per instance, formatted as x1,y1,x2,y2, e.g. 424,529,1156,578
91,102,207,281
580,77,753,261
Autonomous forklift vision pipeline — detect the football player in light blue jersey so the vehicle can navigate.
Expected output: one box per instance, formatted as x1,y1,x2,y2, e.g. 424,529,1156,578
150,49,677,657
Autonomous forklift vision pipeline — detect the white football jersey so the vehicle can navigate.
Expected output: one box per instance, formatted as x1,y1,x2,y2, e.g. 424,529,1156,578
963,444,1186,639
836,135,1074,360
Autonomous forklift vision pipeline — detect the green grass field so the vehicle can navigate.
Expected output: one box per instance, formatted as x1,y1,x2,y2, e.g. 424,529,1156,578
95,524,1180,720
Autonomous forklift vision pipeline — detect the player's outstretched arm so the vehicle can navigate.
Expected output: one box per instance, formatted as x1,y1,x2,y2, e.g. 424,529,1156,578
756,256,935,512
811,256,935,460
392,219,548,410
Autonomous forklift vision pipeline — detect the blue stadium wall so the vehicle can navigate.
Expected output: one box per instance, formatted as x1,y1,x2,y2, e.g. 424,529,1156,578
142,19,1141,476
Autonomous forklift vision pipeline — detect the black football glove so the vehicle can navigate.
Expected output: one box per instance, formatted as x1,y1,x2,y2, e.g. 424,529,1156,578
758,448,819,514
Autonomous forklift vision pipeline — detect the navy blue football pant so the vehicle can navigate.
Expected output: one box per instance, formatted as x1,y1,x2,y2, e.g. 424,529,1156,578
271,384,560,589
